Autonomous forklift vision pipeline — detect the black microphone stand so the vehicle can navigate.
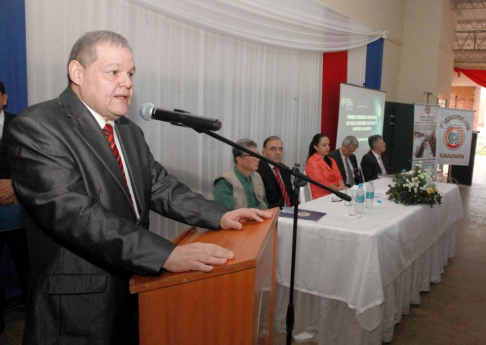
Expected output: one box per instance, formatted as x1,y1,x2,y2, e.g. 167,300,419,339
170,122,351,344
285,163,308,345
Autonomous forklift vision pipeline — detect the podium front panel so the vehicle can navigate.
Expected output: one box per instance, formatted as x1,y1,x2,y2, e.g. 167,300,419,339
139,269,255,344
131,209,279,345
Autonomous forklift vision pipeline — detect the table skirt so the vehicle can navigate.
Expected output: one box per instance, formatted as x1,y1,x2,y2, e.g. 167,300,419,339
274,222,457,344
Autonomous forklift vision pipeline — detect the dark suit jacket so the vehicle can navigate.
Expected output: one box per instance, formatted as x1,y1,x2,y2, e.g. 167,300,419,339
257,161,293,208
0,111,16,179
360,150,391,182
328,149,362,186
8,88,228,344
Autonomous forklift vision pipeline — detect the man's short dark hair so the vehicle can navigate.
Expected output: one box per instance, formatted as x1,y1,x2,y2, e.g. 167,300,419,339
233,138,257,164
263,136,282,148
0,81,5,95
368,135,383,150
67,30,131,83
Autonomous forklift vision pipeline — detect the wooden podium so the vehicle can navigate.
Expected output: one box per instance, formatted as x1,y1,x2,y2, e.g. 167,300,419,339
129,208,279,345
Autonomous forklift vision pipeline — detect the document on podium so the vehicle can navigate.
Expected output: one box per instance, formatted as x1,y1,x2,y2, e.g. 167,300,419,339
279,207,326,222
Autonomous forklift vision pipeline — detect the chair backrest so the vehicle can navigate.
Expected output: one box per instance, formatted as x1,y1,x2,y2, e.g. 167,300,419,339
299,170,312,203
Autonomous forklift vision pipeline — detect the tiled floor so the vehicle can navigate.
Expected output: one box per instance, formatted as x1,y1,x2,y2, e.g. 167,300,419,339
2,137,486,345
389,135,486,345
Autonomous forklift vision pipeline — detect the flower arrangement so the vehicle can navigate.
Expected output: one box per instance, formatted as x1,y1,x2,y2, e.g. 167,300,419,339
386,165,442,208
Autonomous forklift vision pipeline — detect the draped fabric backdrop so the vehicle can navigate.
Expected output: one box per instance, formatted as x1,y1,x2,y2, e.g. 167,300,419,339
321,52,348,151
24,0,385,239
454,68,486,88
126,0,385,51
321,38,385,151
365,38,384,90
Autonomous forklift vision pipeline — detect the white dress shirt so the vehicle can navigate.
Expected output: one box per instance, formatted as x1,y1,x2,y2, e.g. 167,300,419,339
83,104,140,218
0,110,5,142
372,150,387,175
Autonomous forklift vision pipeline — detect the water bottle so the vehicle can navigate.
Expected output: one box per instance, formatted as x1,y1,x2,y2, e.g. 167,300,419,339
365,181,374,209
346,189,356,216
355,184,365,215
428,163,435,182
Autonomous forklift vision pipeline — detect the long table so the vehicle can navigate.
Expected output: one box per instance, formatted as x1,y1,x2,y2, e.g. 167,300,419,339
274,177,462,344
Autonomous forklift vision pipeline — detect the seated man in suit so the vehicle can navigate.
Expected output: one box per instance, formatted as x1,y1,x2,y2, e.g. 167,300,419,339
329,135,362,187
360,134,390,181
257,136,293,209
213,139,269,211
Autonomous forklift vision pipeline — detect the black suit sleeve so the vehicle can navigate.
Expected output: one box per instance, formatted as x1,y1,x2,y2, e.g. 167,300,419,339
360,153,375,182
349,155,363,184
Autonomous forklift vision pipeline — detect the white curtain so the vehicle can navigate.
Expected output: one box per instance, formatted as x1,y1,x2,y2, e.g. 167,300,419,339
127,0,386,52
347,45,367,87
25,0,322,239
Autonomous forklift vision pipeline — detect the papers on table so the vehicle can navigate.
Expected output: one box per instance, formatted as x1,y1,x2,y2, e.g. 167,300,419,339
280,207,326,222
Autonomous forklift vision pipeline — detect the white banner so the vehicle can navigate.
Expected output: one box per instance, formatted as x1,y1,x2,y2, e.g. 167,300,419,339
413,104,438,170
437,108,474,166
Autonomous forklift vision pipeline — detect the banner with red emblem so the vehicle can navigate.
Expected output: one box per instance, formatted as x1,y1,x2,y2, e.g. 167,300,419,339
437,108,474,166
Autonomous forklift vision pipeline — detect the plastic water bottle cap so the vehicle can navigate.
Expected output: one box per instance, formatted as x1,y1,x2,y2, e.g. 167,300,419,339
377,200,382,204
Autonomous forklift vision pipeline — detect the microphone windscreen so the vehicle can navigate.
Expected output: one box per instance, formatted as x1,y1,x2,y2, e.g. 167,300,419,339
139,103,155,121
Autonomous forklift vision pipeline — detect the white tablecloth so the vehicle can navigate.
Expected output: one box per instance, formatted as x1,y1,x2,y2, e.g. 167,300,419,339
274,178,463,343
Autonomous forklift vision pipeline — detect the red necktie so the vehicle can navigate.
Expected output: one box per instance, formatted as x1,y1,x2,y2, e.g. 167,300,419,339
273,166,291,207
103,124,130,194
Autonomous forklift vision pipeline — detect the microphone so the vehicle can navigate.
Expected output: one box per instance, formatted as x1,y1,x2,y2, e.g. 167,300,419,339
139,103,222,131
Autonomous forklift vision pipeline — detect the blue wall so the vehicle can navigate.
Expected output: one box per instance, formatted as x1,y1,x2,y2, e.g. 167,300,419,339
365,38,384,91
0,0,28,114
0,0,27,299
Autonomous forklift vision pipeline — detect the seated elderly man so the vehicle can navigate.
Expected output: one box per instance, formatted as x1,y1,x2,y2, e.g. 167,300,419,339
329,135,363,187
360,134,391,182
213,139,269,211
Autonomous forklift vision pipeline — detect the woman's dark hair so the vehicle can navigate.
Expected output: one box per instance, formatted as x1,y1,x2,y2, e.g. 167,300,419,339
307,133,328,162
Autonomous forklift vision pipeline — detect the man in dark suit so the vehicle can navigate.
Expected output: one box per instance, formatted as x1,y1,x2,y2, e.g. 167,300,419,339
8,31,270,344
0,81,29,335
329,135,363,187
257,136,294,208
360,134,391,182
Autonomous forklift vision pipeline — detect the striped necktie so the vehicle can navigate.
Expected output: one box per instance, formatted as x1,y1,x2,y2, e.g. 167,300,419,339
344,156,355,187
103,124,130,193
273,166,291,207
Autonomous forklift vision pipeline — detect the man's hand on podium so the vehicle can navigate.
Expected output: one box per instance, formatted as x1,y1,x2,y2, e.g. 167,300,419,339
163,242,234,273
162,209,272,273
220,208,272,230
